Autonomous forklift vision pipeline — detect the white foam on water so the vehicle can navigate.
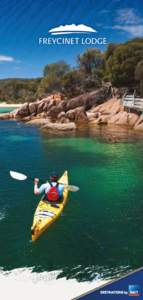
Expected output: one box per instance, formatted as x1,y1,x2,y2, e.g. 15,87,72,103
0,267,109,300
0,210,6,221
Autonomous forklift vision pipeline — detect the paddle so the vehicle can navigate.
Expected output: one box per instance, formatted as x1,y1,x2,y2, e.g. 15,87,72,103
10,170,79,192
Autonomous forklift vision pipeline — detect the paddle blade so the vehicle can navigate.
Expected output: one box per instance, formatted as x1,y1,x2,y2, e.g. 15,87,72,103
10,171,27,181
67,185,79,192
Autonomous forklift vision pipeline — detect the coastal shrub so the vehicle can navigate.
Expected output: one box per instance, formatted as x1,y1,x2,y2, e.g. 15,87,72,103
106,39,143,88
1,39,143,103
43,61,70,78
135,60,143,97
78,48,105,75
0,78,41,103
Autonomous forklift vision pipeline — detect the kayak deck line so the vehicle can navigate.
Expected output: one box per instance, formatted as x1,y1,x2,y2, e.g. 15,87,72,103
35,211,56,217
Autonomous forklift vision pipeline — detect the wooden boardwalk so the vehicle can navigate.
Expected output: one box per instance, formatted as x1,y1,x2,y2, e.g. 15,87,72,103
122,94,143,112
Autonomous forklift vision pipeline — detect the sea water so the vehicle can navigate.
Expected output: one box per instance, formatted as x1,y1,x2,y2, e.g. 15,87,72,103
0,107,17,113
0,120,143,285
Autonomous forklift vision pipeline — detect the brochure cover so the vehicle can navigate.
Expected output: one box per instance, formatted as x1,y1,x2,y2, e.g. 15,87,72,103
0,0,143,299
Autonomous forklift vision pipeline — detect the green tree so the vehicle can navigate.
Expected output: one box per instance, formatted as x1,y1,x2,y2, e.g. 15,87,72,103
36,60,71,98
0,78,41,103
62,70,84,97
37,73,62,96
105,43,116,61
135,60,143,97
105,39,143,87
78,48,104,75
104,43,117,81
43,61,70,77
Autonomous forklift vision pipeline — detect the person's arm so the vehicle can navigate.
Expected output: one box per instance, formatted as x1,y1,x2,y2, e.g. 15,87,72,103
34,179,49,195
34,178,40,195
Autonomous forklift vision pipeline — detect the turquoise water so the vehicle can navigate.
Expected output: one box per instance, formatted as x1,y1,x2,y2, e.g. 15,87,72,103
0,107,17,113
0,120,143,281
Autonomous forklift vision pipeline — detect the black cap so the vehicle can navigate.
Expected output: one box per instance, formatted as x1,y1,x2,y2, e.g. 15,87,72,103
50,172,59,178
50,172,59,181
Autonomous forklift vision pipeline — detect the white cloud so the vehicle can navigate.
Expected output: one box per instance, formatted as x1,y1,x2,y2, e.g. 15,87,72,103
113,8,143,37
49,24,97,34
0,55,14,62
113,25,143,37
116,8,142,25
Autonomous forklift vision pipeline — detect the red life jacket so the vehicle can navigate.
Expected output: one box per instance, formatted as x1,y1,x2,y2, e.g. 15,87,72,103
46,182,59,202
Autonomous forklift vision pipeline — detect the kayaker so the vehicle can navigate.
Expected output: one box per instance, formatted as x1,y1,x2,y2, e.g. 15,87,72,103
34,173,64,202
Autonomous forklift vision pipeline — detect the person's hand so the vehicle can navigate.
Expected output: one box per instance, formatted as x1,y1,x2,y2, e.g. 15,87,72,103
34,178,39,184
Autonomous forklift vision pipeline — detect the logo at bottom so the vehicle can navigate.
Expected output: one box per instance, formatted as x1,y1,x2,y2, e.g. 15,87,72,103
128,285,141,296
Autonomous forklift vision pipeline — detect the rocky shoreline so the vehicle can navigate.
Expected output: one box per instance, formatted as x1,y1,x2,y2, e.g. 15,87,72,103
1,86,143,141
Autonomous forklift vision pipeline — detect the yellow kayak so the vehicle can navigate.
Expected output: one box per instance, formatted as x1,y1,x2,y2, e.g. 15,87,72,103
31,171,69,241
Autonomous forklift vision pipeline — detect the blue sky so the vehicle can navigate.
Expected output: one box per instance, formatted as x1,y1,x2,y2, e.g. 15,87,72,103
0,0,143,79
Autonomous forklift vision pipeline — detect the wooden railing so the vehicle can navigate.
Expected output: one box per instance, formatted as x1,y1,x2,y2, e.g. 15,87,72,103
122,94,143,111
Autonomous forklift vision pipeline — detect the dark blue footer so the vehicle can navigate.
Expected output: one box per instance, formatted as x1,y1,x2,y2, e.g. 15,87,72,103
73,268,143,299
